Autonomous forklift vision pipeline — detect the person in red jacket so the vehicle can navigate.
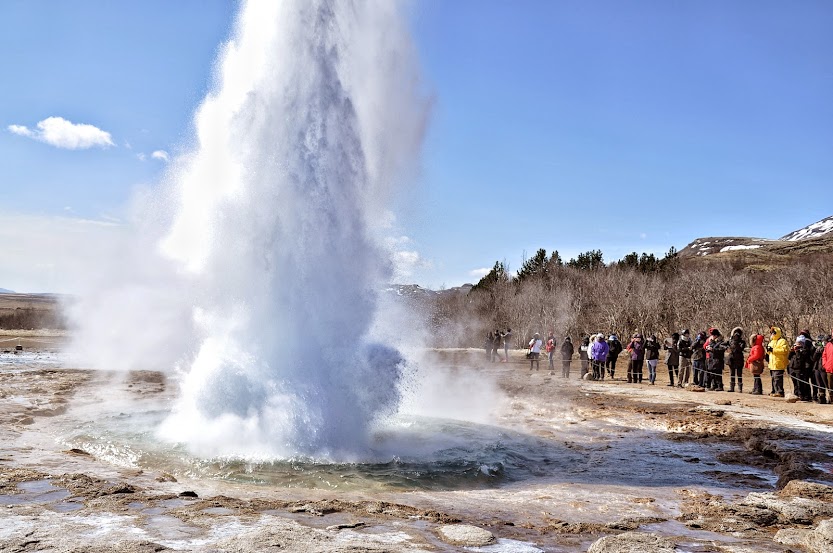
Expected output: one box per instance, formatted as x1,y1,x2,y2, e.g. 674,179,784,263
823,332,833,403
745,333,766,395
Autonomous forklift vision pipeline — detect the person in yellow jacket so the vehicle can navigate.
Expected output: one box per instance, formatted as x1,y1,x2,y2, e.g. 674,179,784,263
767,326,790,397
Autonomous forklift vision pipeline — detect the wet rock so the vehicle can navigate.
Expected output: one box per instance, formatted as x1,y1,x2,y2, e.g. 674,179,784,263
806,519,833,553
542,520,608,534
605,516,666,530
436,524,495,546
742,491,833,524
106,484,136,495
155,473,177,483
64,448,91,456
774,527,811,546
288,503,326,516
678,490,777,533
326,522,366,531
587,531,676,553
779,480,833,502
178,490,198,498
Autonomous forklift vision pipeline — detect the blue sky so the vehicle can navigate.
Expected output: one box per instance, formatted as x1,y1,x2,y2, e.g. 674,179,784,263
1,1,832,292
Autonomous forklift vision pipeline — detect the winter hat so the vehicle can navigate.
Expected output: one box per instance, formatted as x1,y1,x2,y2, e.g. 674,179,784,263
796,335,806,345
671,332,680,340
565,336,571,342
801,329,812,339
681,329,690,335
710,328,721,337
609,334,617,341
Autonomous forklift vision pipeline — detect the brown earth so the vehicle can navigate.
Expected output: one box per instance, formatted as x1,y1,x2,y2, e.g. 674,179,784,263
2,348,833,551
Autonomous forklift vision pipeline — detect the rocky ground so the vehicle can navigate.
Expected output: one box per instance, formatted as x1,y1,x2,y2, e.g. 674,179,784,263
2,345,833,552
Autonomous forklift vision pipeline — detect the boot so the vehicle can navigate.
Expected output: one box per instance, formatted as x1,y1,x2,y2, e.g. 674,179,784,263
729,377,735,392
738,383,742,393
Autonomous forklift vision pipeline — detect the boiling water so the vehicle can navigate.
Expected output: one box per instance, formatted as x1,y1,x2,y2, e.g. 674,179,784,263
56,397,562,491
67,0,427,461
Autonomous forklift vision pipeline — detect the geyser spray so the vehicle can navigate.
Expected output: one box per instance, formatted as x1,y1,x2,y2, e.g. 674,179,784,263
69,0,427,460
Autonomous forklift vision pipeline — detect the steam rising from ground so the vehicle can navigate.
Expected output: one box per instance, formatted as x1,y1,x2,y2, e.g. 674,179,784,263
67,0,435,459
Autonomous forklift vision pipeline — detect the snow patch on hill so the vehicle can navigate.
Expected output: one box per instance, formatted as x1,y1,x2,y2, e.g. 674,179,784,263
720,244,762,253
681,237,774,257
780,216,833,241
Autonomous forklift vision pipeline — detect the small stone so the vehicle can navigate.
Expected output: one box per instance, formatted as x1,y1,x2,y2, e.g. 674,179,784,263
775,527,810,546
179,490,198,498
806,519,833,553
713,399,732,406
326,522,366,531
588,531,676,553
436,524,495,547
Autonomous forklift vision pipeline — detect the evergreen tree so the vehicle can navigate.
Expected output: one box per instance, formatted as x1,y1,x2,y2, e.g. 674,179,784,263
471,260,509,292
567,249,604,271
516,248,549,282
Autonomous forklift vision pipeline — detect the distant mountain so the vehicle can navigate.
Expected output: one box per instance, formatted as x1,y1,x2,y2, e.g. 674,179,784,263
0,288,14,294
384,283,473,298
679,237,775,258
780,215,833,241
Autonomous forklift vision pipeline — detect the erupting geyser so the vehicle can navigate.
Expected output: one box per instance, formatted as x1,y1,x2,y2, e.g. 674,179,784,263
71,0,427,460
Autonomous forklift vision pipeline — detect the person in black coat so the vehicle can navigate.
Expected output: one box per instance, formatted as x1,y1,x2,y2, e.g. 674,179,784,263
677,329,693,387
813,334,828,404
788,335,814,401
705,328,727,391
726,327,746,393
606,334,623,379
560,336,574,378
663,332,680,387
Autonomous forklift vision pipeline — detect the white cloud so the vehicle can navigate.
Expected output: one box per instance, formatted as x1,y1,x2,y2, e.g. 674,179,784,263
468,267,491,280
136,153,147,162
7,116,114,149
151,150,170,162
8,124,31,137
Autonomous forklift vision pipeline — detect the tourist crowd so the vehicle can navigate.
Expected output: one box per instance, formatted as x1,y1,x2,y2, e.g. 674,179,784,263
483,326,833,403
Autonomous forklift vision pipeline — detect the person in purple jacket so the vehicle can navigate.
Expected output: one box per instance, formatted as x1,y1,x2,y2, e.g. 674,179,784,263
626,334,645,383
590,334,610,380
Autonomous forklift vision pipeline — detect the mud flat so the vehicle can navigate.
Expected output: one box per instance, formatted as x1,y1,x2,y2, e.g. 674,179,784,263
2,348,833,552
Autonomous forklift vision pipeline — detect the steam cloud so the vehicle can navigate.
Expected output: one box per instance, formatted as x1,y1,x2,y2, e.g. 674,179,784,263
66,0,428,460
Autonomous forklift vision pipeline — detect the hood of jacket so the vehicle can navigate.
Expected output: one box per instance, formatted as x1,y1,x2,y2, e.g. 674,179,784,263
731,326,743,337
753,334,764,347
771,326,783,340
